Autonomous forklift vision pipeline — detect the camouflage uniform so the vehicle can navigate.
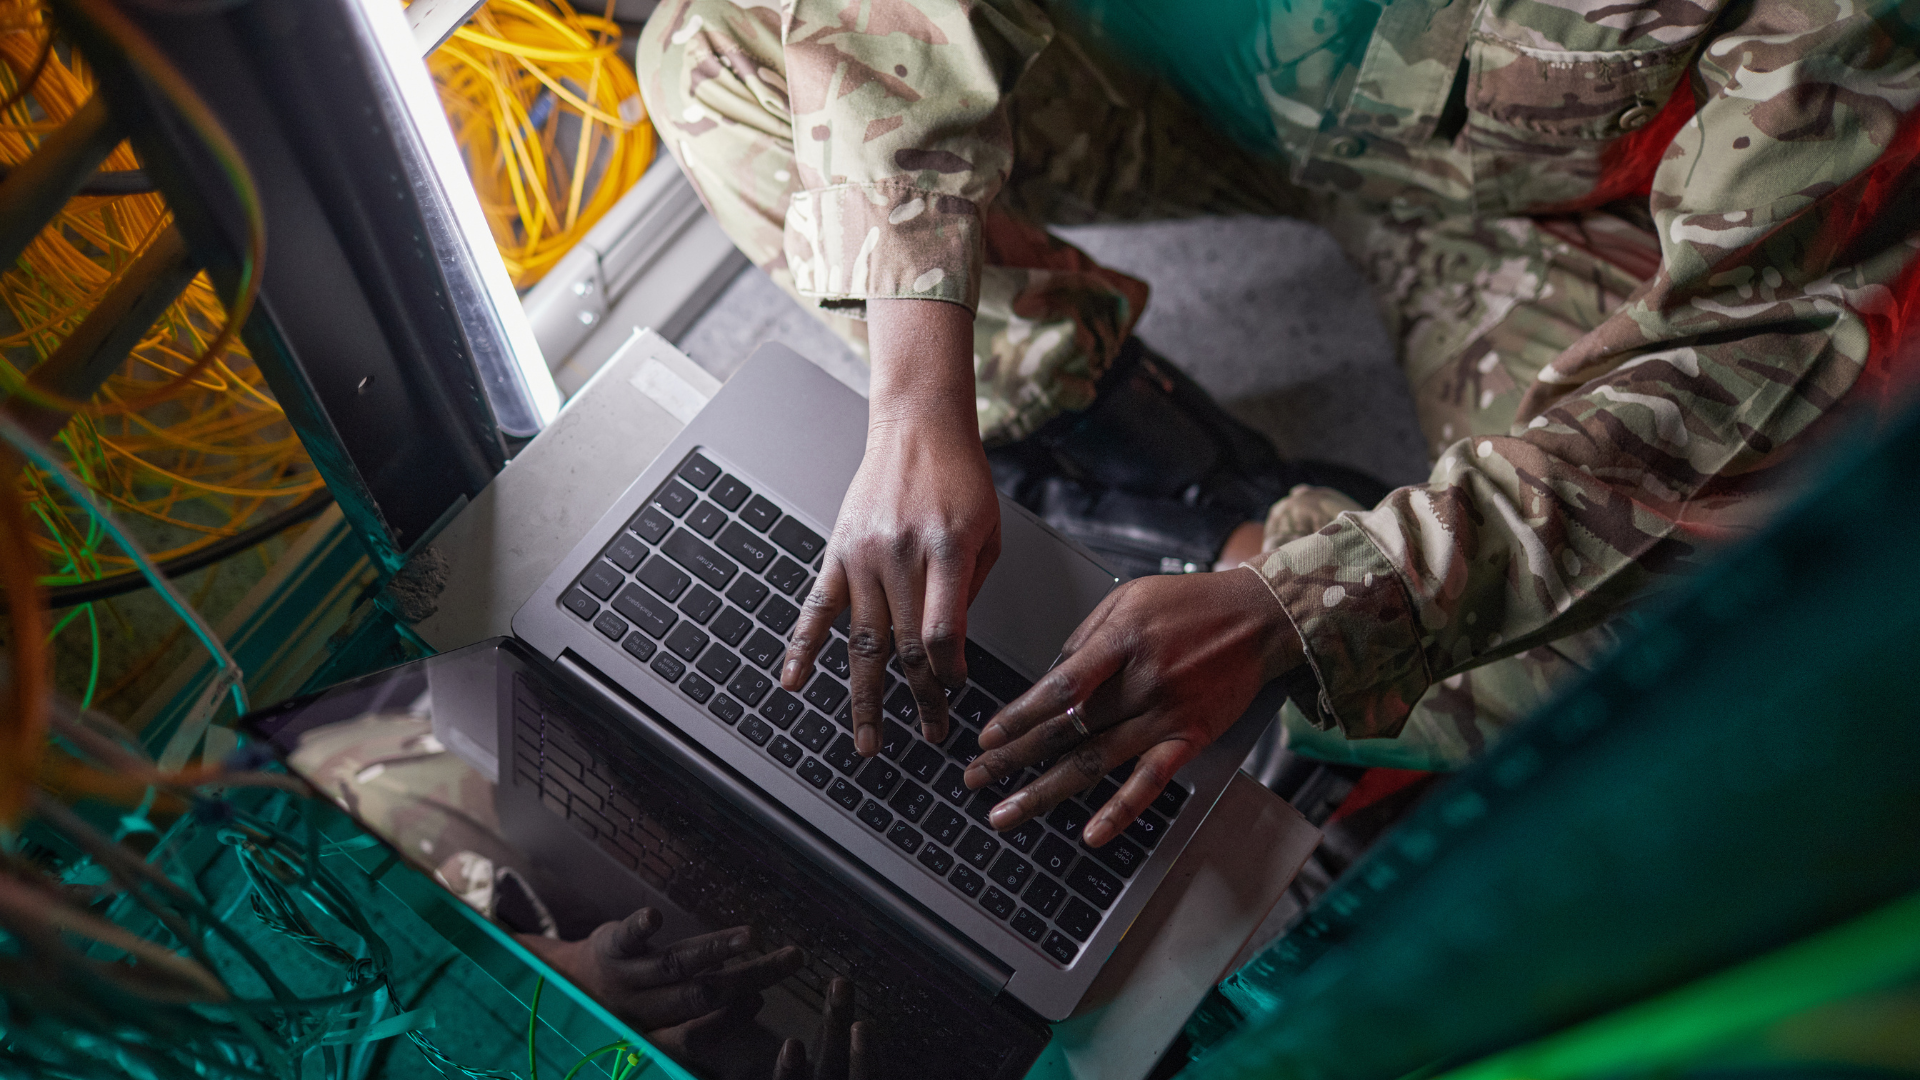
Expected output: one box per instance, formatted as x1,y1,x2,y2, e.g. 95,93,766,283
637,0,1920,769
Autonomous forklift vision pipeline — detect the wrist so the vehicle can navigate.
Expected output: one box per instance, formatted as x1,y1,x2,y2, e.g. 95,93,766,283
867,297,977,433
1232,564,1305,683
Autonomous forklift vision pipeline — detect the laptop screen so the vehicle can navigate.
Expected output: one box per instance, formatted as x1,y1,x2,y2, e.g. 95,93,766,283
244,638,1049,1080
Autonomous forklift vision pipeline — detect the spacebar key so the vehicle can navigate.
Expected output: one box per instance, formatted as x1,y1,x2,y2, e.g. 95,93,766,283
663,528,738,590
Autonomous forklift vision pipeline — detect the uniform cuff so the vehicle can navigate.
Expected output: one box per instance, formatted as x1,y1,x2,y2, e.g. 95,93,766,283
1248,518,1432,740
784,181,982,315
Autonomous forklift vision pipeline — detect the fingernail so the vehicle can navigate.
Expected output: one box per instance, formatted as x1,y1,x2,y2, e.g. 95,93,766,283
979,724,1004,749
731,930,752,950
856,727,878,756
963,764,988,788
988,795,1025,830
1083,819,1107,847
781,658,801,684
922,722,943,742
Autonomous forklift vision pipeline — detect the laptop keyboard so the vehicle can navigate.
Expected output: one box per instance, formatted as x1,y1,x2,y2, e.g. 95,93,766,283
558,449,1192,966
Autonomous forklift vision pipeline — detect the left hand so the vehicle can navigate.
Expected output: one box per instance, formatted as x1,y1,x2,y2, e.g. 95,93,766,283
963,569,1303,848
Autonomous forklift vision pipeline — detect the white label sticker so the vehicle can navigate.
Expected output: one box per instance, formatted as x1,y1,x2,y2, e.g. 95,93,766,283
631,356,710,425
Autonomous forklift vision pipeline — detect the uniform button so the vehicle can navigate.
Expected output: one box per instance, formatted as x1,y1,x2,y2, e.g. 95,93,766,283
1327,136,1366,159
1618,103,1659,131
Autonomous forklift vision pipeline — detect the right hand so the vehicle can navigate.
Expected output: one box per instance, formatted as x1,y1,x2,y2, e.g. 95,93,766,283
780,299,999,756
774,978,872,1080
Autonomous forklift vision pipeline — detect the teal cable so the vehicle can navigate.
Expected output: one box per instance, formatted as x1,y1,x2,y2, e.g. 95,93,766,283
0,413,248,715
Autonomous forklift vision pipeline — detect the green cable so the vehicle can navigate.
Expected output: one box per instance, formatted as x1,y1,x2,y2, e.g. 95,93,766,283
528,976,544,1080
562,1042,632,1080
80,602,100,709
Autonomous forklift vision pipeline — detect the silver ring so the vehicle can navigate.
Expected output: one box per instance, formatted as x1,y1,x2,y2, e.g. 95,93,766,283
1066,703,1090,738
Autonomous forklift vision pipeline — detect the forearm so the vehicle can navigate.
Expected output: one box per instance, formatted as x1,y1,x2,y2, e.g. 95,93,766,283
867,298,979,436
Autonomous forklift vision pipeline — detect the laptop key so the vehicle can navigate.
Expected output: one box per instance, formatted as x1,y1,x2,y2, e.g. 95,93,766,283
759,689,802,730
947,727,983,765
593,612,627,642
880,721,913,761
949,865,985,898
883,684,917,724
964,791,999,825
1064,859,1121,910
933,765,971,806
820,638,851,679
856,759,902,799
765,555,809,595
1004,819,1046,855
1047,801,1090,844
613,585,676,639
797,757,832,789
637,555,691,602
804,673,848,714
1042,932,1080,964
757,596,800,635
663,529,738,591
604,532,649,573
678,585,721,624
707,694,742,726
727,668,773,707
826,777,862,810
725,576,769,613
1124,809,1170,850
793,711,835,753
740,629,784,670
738,715,774,745
681,673,714,703
686,502,728,539
886,821,923,854
716,522,775,574
578,560,625,601
621,631,656,663
856,799,893,833
665,623,709,662
1088,837,1146,879
769,516,826,562
1056,898,1101,942
1011,908,1048,943
710,474,751,511
678,453,720,490
952,687,1000,729
923,805,966,847
1024,875,1067,918
740,494,780,532
917,843,954,875
711,607,753,647
630,504,673,544
988,851,1033,894
655,480,696,517
650,652,686,682
768,735,803,767
957,827,1000,870
562,589,600,621
980,887,1016,920
1153,783,1192,819
887,781,932,822
1034,834,1075,876
696,644,741,685
825,734,863,775
902,742,945,784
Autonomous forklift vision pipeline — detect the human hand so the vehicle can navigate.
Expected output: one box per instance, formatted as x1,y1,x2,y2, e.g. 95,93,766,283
518,908,802,1034
963,569,1302,847
773,978,872,1080
781,298,999,756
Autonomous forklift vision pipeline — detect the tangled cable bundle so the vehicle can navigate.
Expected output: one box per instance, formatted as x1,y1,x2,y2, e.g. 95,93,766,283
430,0,654,288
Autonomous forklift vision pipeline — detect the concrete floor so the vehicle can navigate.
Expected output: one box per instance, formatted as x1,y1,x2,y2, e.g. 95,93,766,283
675,216,1432,490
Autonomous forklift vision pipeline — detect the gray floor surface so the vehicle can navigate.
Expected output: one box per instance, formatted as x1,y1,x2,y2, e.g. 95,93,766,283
676,216,1433,490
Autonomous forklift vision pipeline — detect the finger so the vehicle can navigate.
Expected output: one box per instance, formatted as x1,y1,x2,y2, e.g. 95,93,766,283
848,1020,874,1080
966,671,1126,790
697,944,805,999
600,907,663,960
883,556,951,748
844,569,892,757
813,977,853,1080
984,724,1135,832
784,558,850,690
1082,738,1196,848
636,925,755,986
915,543,975,745
667,994,764,1050
775,1038,809,1080
975,630,1126,752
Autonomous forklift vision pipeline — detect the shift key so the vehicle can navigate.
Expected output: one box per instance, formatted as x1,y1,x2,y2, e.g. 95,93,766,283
663,528,739,590
716,522,775,574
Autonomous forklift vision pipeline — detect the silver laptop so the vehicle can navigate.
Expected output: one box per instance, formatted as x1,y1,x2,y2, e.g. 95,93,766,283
511,342,1277,1021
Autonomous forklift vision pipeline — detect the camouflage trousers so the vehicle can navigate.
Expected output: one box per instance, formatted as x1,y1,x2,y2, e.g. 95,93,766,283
637,2,1653,771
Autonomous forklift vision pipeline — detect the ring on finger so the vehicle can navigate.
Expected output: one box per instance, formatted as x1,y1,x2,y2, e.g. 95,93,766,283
1065,703,1090,738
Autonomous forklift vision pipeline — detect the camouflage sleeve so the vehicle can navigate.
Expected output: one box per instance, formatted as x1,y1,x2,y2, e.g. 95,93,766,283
1251,0,1920,740
780,0,1053,315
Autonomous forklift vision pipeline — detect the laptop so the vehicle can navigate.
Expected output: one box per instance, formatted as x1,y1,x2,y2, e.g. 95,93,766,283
248,343,1279,1074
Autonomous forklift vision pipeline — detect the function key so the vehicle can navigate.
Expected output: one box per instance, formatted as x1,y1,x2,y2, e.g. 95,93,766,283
740,629,784,670
740,494,781,532
917,843,955,875
710,474,751,511
1064,859,1121,910
1004,819,1046,854
727,668,772,707
769,516,825,562
696,645,741,685
888,781,932,823
1035,834,1075,877
949,865,985,898
561,589,600,621
979,887,1016,920
1125,809,1170,850
856,799,893,833
923,805,967,847
902,742,945,784
637,555,691,602
1047,801,1090,844
629,504,673,544
1056,897,1101,942
1153,783,1192,819
679,586,721,624
1024,874,1067,918
716,523,775,574
1010,908,1048,943
666,622,710,662
593,612,628,642
681,673,714,703
726,575,769,613
613,585,676,639
678,453,721,490
886,820,923,854
686,502,728,539
622,632,657,663
650,651,687,682
654,480,697,517
1041,931,1080,964
758,596,800,635
604,532,649,573
797,757,833,789
765,556,809,595
707,694,743,726
956,827,1000,870
740,714,774,745
826,777,862,810
767,734,803,767
711,608,753,646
